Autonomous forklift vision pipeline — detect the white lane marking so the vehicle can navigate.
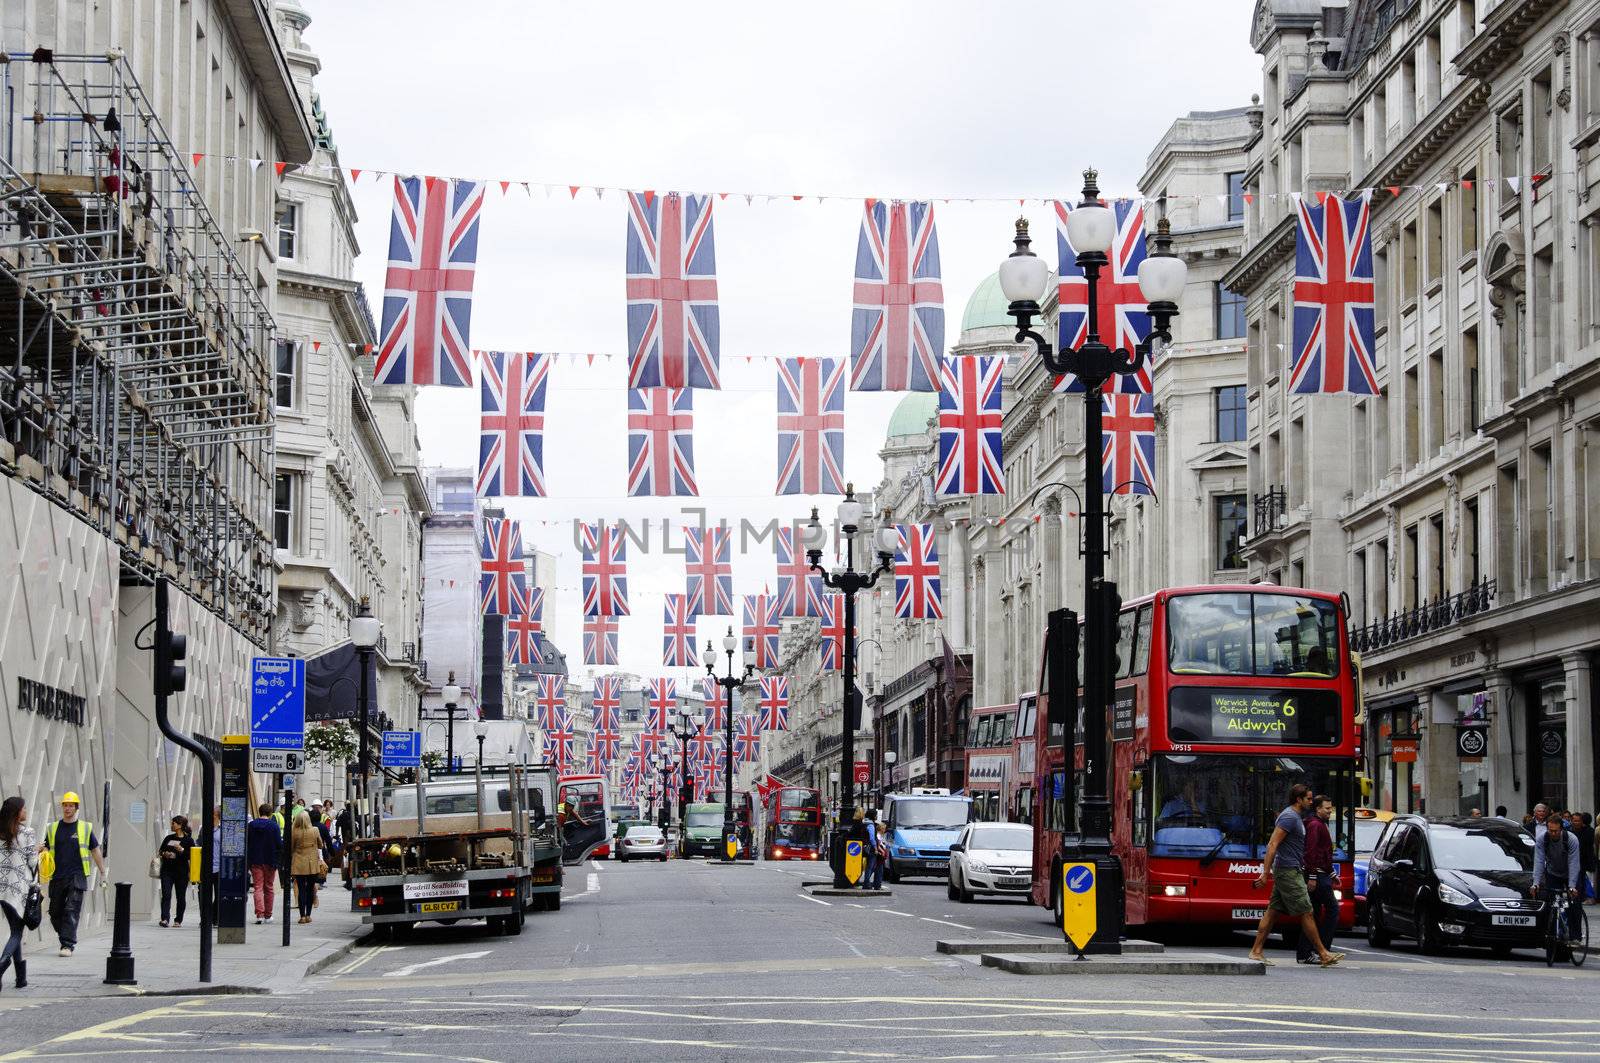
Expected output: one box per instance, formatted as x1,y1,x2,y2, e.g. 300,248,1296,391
385,950,493,979
587,872,600,892
919,917,974,929
881,910,915,918
590,860,602,871
334,944,389,976
1336,944,1440,964
799,893,832,906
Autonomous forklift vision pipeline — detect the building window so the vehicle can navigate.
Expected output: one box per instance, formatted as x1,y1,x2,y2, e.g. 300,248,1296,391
1215,283,1246,340
1226,171,1245,220
274,339,296,409
277,203,299,260
1215,494,1247,570
1214,385,1247,442
273,472,296,551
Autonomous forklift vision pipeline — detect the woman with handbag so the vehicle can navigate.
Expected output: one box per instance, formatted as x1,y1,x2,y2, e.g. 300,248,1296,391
290,808,321,924
0,796,38,991
156,815,194,927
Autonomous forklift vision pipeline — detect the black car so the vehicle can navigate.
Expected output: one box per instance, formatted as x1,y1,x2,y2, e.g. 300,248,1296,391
1365,814,1539,955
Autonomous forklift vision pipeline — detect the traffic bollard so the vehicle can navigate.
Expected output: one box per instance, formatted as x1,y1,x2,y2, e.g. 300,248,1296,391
103,881,137,985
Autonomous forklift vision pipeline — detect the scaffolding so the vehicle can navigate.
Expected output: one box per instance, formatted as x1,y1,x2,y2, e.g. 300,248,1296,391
0,51,275,641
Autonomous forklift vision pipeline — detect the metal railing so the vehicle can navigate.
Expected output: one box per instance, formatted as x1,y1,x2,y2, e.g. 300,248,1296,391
1349,578,1497,654
1253,485,1287,536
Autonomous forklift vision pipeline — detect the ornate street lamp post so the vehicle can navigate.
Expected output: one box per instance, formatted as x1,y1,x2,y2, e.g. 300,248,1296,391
996,169,1186,951
705,627,756,861
669,710,695,859
442,672,463,772
804,486,898,888
349,597,382,840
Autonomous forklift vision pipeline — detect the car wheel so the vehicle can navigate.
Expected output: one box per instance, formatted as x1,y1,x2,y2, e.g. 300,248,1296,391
659,854,667,863
958,871,974,905
947,873,959,901
1418,903,1448,956
1366,900,1392,948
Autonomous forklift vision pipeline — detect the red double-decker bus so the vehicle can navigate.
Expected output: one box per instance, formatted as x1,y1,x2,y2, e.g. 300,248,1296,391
1030,585,1361,934
761,786,824,860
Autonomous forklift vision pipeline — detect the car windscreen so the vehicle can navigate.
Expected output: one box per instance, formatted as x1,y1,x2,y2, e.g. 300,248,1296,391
893,799,968,830
968,826,1032,852
1355,818,1385,855
685,811,722,827
1429,826,1533,872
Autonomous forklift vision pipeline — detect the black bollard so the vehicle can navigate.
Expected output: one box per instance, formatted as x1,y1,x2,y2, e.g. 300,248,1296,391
103,881,137,985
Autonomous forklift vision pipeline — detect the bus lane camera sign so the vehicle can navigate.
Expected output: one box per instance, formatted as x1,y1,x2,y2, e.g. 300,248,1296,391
1061,862,1097,951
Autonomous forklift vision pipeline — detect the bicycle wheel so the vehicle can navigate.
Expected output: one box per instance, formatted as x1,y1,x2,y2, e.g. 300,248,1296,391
1546,904,1559,968
1569,903,1588,968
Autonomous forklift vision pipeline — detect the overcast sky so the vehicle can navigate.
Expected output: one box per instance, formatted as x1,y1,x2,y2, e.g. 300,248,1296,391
303,1,1261,686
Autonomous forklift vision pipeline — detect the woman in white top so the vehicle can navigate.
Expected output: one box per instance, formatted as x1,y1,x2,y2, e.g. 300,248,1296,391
0,796,38,991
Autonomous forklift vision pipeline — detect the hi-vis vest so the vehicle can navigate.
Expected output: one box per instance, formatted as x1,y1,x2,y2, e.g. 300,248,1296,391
45,820,92,878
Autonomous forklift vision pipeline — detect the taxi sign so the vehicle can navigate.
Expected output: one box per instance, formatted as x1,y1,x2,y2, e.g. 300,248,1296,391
1061,862,1097,952
843,839,864,885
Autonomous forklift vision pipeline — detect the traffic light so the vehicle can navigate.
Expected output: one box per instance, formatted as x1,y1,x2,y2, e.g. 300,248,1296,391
1095,579,1124,677
1046,608,1079,729
154,578,187,698
846,684,864,731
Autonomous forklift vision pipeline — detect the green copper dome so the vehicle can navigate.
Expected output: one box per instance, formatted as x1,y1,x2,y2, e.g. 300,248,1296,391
961,271,1013,333
886,391,938,439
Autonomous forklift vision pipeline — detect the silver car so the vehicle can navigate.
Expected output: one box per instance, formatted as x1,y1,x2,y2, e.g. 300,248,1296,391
947,822,1033,901
618,824,668,862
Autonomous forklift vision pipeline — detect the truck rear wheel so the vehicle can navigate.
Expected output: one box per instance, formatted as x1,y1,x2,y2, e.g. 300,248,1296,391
546,891,561,912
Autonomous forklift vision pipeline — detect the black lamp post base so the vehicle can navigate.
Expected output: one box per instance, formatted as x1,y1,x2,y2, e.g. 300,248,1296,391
1057,851,1126,955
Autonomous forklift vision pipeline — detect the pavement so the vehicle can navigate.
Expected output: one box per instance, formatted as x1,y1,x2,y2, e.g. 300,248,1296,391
2,857,1597,1061
4,884,367,998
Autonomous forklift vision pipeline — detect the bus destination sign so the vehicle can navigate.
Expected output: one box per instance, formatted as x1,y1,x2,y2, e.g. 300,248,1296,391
1168,687,1341,746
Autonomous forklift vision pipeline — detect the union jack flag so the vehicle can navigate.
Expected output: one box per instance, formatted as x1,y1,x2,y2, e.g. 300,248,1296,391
758,676,790,732
592,676,621,732
683,526,732,616
774,527,825,617
893,524,943,619
479,518,526,615
505,583,544,665
581,523,629,616
662,594,697,667
817,593,847,671
732,714,761,762
583,614,619,666
1101,393,1157,495
375,176,483,387
698,756,725,801
626,192,720,390
535,674,566,729
743,594,780,669
850,200,943,392
645,678,676,733
477,351,548,497
775,357,846,495
627,388,698,497
544,711,575,772
702,677,726,732
1054,198,1153,395
688,726,718,766
935,355,1005,496
1291,193,1380,395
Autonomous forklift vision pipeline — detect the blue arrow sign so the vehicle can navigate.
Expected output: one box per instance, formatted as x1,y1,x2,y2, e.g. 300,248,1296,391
1066,864,1095,894
382,731,422,768
250,658,305,751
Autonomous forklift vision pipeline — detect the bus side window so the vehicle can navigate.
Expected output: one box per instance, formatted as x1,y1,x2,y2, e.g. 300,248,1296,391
1130,766,1147,848
1132,605,1153,676
1115,610,1137,680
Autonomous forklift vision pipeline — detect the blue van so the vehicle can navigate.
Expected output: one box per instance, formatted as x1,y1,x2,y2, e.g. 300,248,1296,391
881,789,973,882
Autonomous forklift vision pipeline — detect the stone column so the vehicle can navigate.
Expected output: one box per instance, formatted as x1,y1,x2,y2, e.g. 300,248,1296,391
1484,668,1519,814
972,555,990,705
945,521,969,652
1421,688,1458,816
1564,652,1595,815
1041,495,1064,617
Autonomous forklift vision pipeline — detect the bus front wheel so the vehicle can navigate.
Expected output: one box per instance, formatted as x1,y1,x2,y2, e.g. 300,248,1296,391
1050,867,1064,927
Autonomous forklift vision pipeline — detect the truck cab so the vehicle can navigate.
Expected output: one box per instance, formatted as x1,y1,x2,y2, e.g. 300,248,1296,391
881,789,973,883
682,802,725,858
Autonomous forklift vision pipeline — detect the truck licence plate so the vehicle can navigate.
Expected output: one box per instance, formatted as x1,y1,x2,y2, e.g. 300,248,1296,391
1232,907,1266,921
417,900,460,914
1492,914,1535,926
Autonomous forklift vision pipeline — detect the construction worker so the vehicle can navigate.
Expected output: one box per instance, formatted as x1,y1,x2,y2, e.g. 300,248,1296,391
39,792,105,956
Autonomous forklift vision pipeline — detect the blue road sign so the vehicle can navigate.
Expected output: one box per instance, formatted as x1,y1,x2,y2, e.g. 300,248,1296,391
1066,864,1095,894
250,658,306,751
382,731,422,768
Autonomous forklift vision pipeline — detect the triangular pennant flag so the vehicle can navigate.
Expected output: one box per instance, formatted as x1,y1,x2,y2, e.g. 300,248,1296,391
500,180,510,194
275,161,287,176
718,192,729,200
864,197,877,211
522,182,531,196
643,190,655,207
191,153,203,168
1436,183,1450,194
1506,177,1521,193
586,354,597,366
744,194,753,205
312,341,322,353
350,168,362,182
569,185,581,198
1461,179,1474,191
1242,193,1253,205
363,344,374,354
249,158,263,174
1386,185,1401,197
792,194,803,201
595,187,604,199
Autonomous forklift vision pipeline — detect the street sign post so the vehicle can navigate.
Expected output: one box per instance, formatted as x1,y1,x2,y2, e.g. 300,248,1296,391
382,731,422,768
250,657,306,752
250,749,303,774
1061,862,1097,956
843,839,864,885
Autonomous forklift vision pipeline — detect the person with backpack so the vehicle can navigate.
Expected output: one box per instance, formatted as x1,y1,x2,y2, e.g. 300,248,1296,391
864,809,886,890
0,797,38,991
39,792,105,956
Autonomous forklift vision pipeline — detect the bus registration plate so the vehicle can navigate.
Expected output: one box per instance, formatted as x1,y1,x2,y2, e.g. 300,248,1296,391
1231,907,1266,921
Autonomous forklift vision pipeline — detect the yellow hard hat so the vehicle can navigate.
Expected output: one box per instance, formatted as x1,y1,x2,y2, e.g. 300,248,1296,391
61,792,81,806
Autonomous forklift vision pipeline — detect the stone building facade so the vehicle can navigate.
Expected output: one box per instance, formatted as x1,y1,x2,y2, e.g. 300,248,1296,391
1229,0,1600,816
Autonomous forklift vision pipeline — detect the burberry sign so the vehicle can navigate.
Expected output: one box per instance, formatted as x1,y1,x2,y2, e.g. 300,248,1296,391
16,677,86,727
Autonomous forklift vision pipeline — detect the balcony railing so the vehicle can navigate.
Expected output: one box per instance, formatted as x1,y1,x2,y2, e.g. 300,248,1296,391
1349,578,1497,654
402,641,416,662
1253,486,1287,536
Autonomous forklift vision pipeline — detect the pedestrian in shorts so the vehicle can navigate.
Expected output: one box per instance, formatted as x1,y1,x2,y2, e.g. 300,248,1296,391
1247,782,1343,967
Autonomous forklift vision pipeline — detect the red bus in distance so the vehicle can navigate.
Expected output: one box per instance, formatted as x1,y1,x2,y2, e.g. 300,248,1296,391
1030,585,1361,934
761,786,824,860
